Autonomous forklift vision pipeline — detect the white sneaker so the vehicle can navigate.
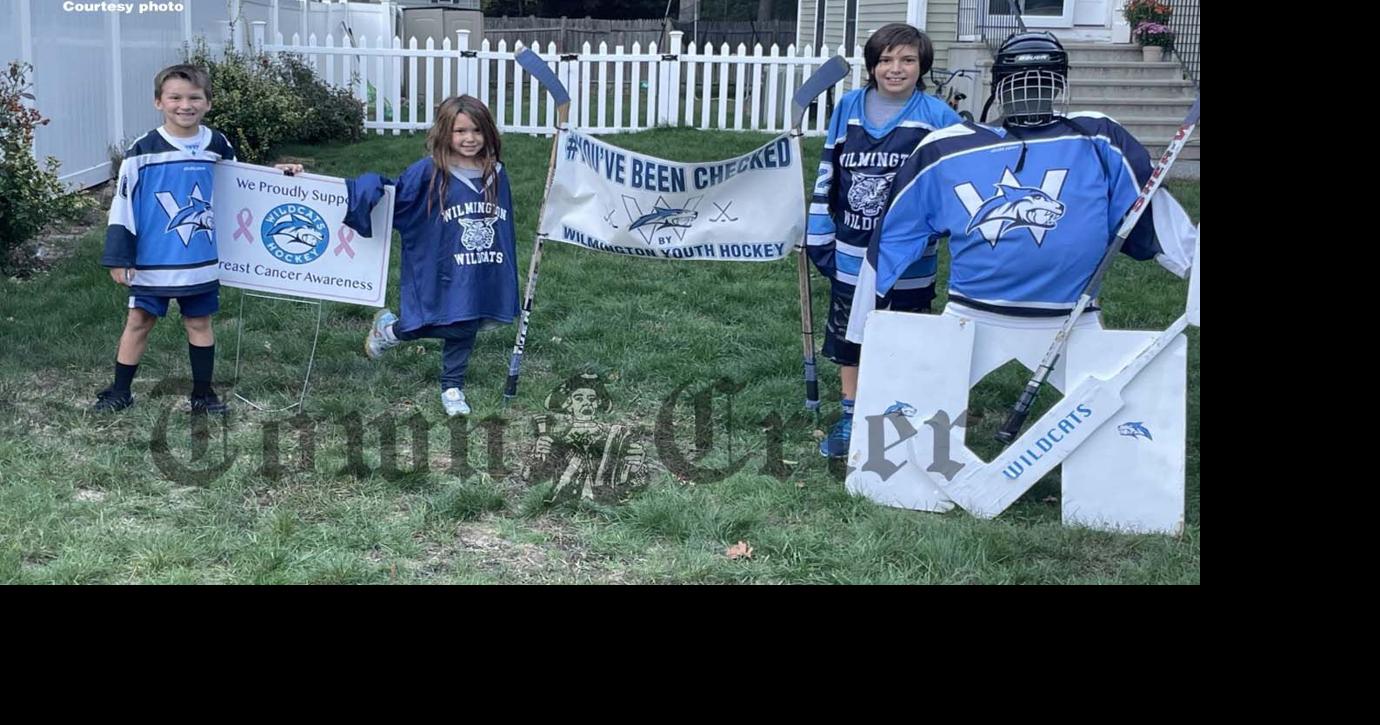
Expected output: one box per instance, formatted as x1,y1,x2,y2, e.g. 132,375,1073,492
441,387,471,417
365,308,400,360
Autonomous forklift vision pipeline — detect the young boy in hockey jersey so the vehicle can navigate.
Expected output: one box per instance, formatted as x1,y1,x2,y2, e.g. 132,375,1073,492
93,64,302,413
850,32,1191,344
807,23,962,458
349,95,520,417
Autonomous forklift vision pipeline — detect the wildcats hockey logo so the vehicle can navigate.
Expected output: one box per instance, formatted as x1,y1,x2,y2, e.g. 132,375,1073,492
457,216,498,251
847,172,896,217
1117,421,1153,441
260,203,330,265
955,167,1068,247
629,206,697,232
156,184,215,246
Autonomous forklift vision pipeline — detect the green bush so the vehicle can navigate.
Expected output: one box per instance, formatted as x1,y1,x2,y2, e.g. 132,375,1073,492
186,39,304,163
0,61,89,271
184,39,363,163
276,52,364,145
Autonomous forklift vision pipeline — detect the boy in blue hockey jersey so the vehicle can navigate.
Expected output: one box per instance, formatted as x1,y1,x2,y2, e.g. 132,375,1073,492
349,96,520,417
850,32,1188,342
807,24,962,458
93,64,302,413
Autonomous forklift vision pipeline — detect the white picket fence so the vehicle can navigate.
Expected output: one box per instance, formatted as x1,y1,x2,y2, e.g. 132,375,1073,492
258,27,867,138
4,0,392,190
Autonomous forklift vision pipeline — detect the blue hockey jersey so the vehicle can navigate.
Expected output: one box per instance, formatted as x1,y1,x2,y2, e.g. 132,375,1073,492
806,87,961,291
346,158,519,334
101,126,236,297
847,112,1163,340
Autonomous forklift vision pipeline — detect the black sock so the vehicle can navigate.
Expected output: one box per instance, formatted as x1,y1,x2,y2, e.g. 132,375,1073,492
189,343,215,397
112,361,138,393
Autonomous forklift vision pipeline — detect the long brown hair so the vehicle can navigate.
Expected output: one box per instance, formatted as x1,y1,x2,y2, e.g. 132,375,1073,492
426,95,503,214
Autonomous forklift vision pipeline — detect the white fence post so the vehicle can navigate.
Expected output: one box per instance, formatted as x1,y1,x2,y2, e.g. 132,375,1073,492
391,34,402,134
230,0,243,50
181,0,192,48
108,10,124,173
733,43,746,130
667,30,683,127
614,45,625,133
458,29,472,96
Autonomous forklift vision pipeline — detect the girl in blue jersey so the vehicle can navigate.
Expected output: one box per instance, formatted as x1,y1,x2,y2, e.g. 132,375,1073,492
358,96,520,417
806,24,962,458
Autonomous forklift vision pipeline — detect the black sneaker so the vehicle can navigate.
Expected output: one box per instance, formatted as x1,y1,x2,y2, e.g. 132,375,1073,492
188,391,230,415
91,387,134,412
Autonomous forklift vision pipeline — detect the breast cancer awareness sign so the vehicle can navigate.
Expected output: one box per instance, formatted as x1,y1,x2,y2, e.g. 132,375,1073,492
215,160,393,307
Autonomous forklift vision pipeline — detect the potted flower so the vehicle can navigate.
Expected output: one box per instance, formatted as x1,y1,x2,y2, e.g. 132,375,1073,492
1122,0,1173,60
1133,22,1175,61
1123,0,1172,28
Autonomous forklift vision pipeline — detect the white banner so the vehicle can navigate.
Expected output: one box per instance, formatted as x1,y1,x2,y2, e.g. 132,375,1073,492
539,129,805,261
213,161,394,306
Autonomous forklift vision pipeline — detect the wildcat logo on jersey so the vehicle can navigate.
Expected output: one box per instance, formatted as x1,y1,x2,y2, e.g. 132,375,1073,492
260,203,330,265
622,194,703,245
156,184,215,246
955,167,1069,247
847,172,896,218
458,216,498,252
1117,421,1153,441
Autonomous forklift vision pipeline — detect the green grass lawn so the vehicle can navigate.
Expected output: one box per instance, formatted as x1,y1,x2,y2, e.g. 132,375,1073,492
0,127,1200,584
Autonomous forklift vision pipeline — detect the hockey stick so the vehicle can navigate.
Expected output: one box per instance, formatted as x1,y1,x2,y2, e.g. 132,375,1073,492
503,49,571,408
790,55,850,415
791,56,849,131
994,96,1199,443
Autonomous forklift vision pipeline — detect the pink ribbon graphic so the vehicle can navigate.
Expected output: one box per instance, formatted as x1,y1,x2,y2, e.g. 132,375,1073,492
334,225,356,259
234,208,254,243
